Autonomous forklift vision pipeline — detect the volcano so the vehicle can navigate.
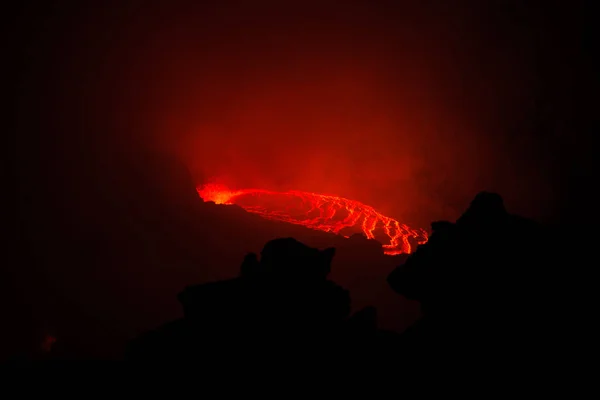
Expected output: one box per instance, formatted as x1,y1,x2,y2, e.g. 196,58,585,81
197,184,428,255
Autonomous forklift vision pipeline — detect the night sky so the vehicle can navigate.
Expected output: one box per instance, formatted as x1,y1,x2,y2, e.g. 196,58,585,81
4,0,594,359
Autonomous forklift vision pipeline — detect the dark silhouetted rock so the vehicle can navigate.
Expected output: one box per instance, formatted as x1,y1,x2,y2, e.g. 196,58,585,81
387,191,558,365
126,238,373,363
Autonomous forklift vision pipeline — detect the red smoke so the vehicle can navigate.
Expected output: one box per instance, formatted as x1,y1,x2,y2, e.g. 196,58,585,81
197,184,429,255
139,3,555,225
33,2,565,226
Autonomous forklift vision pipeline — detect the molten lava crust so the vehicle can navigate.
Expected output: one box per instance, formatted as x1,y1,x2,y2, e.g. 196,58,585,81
197,184,428,255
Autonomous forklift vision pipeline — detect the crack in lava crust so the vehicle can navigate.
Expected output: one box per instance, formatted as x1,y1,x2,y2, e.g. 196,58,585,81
197,183,429,255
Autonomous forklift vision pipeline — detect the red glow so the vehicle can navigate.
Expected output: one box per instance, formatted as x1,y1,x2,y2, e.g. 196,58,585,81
41,335,57,352
197,183,428,255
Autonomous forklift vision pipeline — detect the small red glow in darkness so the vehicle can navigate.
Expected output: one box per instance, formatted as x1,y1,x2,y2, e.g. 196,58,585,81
41,335,57,352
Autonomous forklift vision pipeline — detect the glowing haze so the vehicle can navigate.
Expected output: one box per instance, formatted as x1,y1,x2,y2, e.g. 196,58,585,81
30,2,573,228
141,2,558,226
197,183,429,255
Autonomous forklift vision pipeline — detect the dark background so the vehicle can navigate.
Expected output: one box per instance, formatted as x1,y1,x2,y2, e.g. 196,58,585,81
4,0,595,359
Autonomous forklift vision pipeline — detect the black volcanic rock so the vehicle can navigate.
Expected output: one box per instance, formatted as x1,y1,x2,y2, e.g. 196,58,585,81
387,191,557,364
126,238,369,361
388,191,548,305
10,148,418,359
258,238,336,280
347,232,385,252
178,238,350,327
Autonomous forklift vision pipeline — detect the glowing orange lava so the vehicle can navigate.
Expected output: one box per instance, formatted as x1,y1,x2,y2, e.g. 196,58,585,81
197,184,428,255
